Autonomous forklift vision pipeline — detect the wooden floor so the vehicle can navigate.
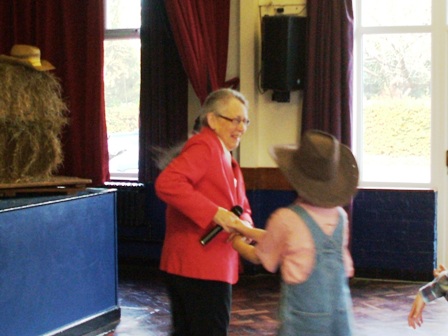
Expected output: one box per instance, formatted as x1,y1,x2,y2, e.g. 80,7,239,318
101,265,448,336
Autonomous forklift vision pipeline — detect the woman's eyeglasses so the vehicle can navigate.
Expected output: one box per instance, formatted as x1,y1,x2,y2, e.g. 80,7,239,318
217,114,250,127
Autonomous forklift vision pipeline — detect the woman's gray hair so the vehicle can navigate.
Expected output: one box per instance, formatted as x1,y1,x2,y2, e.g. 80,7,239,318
153,88,248,170
198,88,249,127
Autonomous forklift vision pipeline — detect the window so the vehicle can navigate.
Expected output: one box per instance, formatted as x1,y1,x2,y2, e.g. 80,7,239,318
104,0,141,180
354,0,432,185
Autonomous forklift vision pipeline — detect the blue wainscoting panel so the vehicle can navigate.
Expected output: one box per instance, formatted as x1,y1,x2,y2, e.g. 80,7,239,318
0,188,119,336
247,189,297,229
118,185,438,282
351,188,437,281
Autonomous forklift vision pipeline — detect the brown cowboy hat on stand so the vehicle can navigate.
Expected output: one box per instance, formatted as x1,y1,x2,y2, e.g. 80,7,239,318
0,44,55,71
269,130,359,208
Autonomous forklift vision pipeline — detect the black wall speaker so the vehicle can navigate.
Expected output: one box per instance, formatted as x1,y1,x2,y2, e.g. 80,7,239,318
261,15,306,93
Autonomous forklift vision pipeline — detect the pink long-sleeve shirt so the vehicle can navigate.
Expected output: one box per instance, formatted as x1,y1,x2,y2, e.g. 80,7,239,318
255,201,354,284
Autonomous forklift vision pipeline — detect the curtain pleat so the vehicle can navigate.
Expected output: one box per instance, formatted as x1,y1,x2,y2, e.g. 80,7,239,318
302,0,354,148
164,0,232,103
139,0,188,183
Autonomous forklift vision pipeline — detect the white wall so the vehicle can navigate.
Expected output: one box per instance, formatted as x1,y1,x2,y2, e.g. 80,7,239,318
239,0,306,168
188,0,306,168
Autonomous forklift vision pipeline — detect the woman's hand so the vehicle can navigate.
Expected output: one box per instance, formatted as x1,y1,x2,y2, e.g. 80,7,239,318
213,207,241,233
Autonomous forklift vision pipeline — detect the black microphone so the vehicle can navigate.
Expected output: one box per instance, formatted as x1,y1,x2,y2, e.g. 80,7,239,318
200,205,243,246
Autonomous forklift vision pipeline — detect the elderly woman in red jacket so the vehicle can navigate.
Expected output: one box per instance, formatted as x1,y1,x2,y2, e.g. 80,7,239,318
155,88,253,336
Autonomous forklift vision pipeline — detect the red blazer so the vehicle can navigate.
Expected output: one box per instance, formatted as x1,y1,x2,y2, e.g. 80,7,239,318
155,126,253,284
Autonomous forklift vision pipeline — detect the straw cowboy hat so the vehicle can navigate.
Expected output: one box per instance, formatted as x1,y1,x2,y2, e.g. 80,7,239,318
270,129,359,208
0,44,55,71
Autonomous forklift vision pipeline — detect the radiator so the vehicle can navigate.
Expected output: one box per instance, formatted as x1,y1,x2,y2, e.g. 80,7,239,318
104,182,166,261
105,182,147,227
104,182,166,247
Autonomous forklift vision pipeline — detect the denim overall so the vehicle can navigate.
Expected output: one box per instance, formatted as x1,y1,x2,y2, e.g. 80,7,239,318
278,205,354,336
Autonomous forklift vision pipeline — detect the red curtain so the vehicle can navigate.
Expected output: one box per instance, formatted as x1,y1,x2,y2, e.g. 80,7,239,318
302,0,354,148
0,0,109,185
164,0,236,103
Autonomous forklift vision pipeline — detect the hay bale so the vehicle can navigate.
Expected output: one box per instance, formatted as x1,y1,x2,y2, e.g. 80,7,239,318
0,62,68,183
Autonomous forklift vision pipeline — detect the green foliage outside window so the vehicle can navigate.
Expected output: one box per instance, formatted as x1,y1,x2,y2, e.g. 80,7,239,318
363,97,430,158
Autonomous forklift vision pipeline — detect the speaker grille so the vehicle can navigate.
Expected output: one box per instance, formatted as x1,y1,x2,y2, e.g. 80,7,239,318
261,15,306,92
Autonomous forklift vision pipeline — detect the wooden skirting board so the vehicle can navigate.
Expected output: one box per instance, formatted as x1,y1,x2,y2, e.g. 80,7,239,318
241,167,293,191
0,176,92,197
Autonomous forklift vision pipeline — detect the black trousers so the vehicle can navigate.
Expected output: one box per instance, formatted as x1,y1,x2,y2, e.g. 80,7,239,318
163,272,232,336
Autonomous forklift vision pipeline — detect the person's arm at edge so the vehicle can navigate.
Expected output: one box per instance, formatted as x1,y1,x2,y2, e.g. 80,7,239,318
408,267,448,329
342,213,354,278
408,291,425,329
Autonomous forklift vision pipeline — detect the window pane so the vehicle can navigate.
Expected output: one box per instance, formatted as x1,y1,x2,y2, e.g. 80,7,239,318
361,0,431,27
106,0,141,30
104,39,140,178
361,33,431,183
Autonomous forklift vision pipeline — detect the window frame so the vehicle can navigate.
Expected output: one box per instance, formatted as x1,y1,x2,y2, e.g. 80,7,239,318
353,1,436,189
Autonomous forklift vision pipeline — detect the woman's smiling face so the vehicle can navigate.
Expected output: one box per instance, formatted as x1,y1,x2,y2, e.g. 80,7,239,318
208,97,249,151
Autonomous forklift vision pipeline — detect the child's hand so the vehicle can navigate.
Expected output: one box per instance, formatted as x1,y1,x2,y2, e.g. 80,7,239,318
227,232,240,243
408,292,426,329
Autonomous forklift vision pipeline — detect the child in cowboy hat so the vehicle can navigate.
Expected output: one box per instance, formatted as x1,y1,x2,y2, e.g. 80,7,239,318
228,129,359,336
